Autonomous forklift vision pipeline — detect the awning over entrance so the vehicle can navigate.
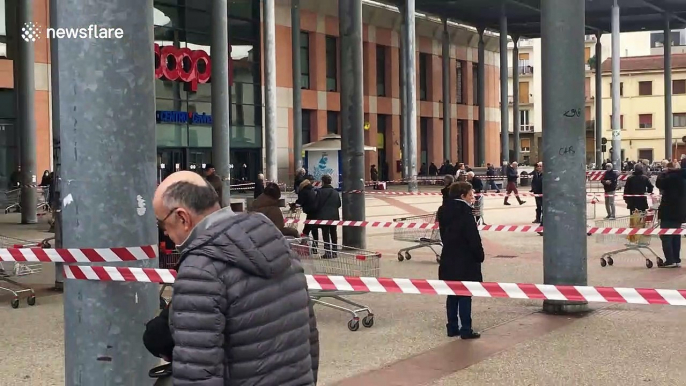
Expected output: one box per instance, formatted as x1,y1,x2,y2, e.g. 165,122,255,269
303,134,377,152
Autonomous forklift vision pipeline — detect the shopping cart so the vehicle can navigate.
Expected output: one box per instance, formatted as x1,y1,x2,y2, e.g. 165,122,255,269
392,212,441,263
4,189,20,214
158,245,181,309
0,236,47,308
281,206,302,230
473,195,485,225
595,211,661,268
289,238,380,332
587,196,600,220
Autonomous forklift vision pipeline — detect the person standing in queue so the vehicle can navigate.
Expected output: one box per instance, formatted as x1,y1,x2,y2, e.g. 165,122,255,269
623,163,653,214
655,162,686,268
601,162,618,219
437,181,484,340
297,179,320,251
441,175,455,205
530,162,543,224
203,164,223,206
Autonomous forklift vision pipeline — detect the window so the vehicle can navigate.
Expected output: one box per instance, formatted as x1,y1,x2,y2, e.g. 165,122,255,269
302,110,312,144
0,0,8,58
456,61,465,104
610,82,623,96
610,115,624,129
419,53,429,101
326,111,339,134
420,118,429,166
472,63,479,106
521,138,531,153
376,45,387,97
325,36,337,92
457,120,466,162
520,110,530,125
638,81,652,96
638,114,653,129
674,113,686,128
674,80,686,95
300,32,310,89
638,149,654,163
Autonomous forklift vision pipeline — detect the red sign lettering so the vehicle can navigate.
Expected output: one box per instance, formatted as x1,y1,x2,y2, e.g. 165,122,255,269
154,44,234,92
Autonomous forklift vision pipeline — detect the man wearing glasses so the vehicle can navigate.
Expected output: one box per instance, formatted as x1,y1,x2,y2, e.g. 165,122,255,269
153,171,319,385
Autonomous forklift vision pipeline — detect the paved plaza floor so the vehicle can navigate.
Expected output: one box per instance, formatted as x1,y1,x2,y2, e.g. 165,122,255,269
1,189,686,386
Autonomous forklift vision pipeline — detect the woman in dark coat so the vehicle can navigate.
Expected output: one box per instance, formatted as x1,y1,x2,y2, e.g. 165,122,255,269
440,175,455,205
623,164,653,213
437,181,484,340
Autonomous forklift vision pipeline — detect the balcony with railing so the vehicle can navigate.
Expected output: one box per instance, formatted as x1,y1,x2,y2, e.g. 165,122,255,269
520,124,535,133
509,61,534,77
507,94,533,105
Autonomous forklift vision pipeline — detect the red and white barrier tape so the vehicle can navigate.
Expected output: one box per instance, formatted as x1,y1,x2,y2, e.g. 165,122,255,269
348,190,658,198
62,266,686,306
284,219,684,235
0,245,157,263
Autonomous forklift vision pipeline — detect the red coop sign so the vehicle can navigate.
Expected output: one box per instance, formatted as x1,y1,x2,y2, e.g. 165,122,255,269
154,43,233,92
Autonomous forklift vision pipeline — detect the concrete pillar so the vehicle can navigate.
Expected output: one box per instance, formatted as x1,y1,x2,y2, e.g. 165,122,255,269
339,0,366,248
442,18,451,161
263,0,278,181
664,15,673,161
403,0,418,192
611,0,621,169
595,32,603,168
292,0,303,171
512,35,520,163
58,0,159,383
477,28,486,166
17,0,37,224
212,0,231,206
541,0,588,313
499,6,509,166
399,5,409,179
49,0,63,289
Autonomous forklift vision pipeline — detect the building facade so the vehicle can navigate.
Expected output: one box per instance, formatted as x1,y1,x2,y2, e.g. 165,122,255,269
601,54,686,162
0,0,503,185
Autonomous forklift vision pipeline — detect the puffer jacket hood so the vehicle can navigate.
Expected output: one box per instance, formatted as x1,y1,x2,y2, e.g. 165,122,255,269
181,208,291,279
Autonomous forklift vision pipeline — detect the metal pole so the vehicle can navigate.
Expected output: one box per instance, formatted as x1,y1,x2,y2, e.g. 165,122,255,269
212,0,231,206
17,0,37,224
292,0,303,171
541,0,588,313
339,0,366,248
400,5,409,179
478,28,486,167
264,0,278,181
403,0,418,192
611,0,621,170
59,0,159,383
49,0,63,289
512,35,520,164
664,14,673,161
595,32,603,168
500,5,509,166
442,17,450,161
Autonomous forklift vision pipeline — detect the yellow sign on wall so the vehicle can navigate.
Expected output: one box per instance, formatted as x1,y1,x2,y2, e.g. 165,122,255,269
364,122,370,130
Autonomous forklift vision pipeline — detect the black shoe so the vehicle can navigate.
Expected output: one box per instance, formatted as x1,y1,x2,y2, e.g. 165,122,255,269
532,219,540,224
659,262,678,268
446,324,460,337
519,201,527,205
460,331,481,339
504,202,511,206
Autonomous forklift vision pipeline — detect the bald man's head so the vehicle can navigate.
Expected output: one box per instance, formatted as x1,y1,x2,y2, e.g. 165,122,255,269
154,171,221,245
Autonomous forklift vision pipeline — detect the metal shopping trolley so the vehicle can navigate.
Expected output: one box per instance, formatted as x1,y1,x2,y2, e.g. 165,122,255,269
158,246,181,309
4,189,20,213
595,210,661,268
282,206,302,230
0,236,48,308
392,212,441,263
289,238,380,331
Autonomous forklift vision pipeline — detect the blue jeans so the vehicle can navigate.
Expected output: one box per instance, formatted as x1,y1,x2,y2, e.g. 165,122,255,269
446,295,472,335
660,220,683,264
488,180,499,191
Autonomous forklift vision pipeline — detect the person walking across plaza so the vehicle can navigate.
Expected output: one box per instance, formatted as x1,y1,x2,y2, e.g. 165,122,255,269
530,162,543,224
504,162,526,206
623,163,653,214
437,181,483,339
655,162,686,268
315,175,341,258
601,162,618,219
152,171,319,385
